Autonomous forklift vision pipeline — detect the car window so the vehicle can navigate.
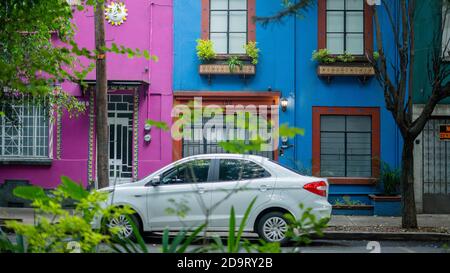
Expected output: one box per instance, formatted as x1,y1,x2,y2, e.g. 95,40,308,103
218,159,270,181
161,159,211,185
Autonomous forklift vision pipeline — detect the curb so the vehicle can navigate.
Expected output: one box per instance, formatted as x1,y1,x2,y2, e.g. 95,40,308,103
318,231,450,242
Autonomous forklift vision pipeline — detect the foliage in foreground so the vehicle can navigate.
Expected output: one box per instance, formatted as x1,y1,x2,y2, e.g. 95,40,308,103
0,176,133,253
0,176,328,253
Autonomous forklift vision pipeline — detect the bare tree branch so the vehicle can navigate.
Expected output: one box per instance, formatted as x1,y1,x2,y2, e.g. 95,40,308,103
254,0,314,26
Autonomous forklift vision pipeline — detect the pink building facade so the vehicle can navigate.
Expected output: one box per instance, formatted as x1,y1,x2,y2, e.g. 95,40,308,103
0,0,173,197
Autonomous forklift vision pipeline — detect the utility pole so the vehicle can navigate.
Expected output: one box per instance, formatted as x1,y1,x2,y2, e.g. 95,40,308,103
94,0,109,189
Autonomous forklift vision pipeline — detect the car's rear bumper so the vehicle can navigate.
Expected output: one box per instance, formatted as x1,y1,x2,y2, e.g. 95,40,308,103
311,199,333,221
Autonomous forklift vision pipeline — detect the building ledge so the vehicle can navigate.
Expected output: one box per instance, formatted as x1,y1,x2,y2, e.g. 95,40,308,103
328,177,378,185
0,158,53,166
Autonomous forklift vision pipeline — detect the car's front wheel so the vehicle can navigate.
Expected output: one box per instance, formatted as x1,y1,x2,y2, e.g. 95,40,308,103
104,214,141,241
257,212,290,245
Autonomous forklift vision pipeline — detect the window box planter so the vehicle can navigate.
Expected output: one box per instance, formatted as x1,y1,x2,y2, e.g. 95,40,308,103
332,205,374,216
317,62,375,84
369,195,401,217
199,63,256,75
198,55,256,84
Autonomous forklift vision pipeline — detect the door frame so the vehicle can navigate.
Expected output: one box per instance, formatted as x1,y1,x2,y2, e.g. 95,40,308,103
173,91,281,162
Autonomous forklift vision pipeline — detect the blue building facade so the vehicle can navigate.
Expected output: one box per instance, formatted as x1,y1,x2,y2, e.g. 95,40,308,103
173,0,402,215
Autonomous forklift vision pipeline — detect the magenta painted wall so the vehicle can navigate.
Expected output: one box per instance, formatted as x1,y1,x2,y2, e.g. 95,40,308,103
0,0,173,188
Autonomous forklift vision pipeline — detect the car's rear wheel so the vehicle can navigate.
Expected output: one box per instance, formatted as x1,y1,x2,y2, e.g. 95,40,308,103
104,214,141,241
257,212,290,245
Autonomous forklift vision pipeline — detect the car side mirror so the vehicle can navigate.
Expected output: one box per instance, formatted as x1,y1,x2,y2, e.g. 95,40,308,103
150,176,161,186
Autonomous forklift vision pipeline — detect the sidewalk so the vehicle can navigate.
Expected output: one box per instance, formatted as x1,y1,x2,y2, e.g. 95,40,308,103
2,207,450,241
328,214,450,231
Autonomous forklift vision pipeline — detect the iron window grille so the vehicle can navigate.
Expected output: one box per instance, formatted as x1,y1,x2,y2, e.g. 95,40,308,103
422,118,450,195
320,115,372,177
182,113,274,159
0,98,50,159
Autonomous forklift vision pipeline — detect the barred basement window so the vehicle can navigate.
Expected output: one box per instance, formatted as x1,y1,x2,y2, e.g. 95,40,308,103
0,101,49,158
182,113,274,160
320,115,372,177
210,0,248,54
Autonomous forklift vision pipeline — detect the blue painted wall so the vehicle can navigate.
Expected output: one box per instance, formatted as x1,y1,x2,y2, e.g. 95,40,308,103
173,1,402,201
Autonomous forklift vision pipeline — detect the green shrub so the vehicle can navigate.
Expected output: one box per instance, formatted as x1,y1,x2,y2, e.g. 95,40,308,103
336,52,355,63
196,39,216,62
244,41,260,65
227,56,243,73
311,49,336,64
380,162,400,195
373,51,380,61
0,176,136,253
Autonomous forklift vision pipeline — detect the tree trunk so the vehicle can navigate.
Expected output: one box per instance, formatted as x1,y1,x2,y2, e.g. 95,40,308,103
400,138,418,228
94,2,109,189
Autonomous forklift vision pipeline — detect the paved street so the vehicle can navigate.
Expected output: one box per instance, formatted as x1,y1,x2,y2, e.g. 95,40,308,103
139,238,449,253
2,208,450,253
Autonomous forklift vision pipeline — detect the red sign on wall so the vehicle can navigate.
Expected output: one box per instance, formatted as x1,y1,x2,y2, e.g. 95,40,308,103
440,125,450,140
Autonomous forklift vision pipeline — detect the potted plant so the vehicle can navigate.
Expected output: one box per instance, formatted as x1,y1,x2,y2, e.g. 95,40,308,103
244,41,260,65
312,48,376,82
196,39,216,63
197,39,258,78
369,162,401,216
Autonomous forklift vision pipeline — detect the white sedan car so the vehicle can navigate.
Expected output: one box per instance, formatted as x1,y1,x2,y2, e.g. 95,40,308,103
96,154,332,244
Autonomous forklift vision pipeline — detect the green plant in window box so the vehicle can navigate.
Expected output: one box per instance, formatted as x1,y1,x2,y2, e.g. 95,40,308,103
312,49,361,64
196,39,216,63
373,51,380,61
244,41,260,65
336,52,355,63
227,56,243,73
311,49,336,64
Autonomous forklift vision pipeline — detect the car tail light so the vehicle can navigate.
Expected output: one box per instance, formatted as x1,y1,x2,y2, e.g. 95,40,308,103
303,181,327,197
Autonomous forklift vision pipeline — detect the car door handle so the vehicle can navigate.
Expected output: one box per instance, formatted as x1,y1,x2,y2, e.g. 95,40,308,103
259,185,272,192
197,187,207,194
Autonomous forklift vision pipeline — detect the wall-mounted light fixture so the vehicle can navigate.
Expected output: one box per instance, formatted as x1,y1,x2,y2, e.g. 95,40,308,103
280,97,288,112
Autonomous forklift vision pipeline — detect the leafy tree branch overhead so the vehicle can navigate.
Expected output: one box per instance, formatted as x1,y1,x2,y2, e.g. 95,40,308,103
0,0,156,116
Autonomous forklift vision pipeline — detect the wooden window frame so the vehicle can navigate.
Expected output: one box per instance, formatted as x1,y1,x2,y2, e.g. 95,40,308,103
318,0,373,57
201,0,256,53
312,107,380,185
173,91,279,162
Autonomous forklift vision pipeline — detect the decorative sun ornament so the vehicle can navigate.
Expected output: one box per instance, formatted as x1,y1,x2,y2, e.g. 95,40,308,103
105,1,128,26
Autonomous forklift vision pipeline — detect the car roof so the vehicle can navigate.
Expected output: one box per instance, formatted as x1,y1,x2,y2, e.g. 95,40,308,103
181,153,270,162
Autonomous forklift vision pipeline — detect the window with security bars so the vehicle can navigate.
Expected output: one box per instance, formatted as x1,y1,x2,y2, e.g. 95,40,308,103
0,100,49,158
326,0,364,55
422,118,450,195
210,0,247,54
182,113,274,159
320,115,372,177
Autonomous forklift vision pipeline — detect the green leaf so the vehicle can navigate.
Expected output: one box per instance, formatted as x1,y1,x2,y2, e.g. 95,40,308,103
177,223,206,253
13,186,47,201
146,119,169,131
143,50,150,60
279,124,305,138
234,197,257,252
162,228,169,253
125,215,148,253
228,206,236,253
59,176,89,201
